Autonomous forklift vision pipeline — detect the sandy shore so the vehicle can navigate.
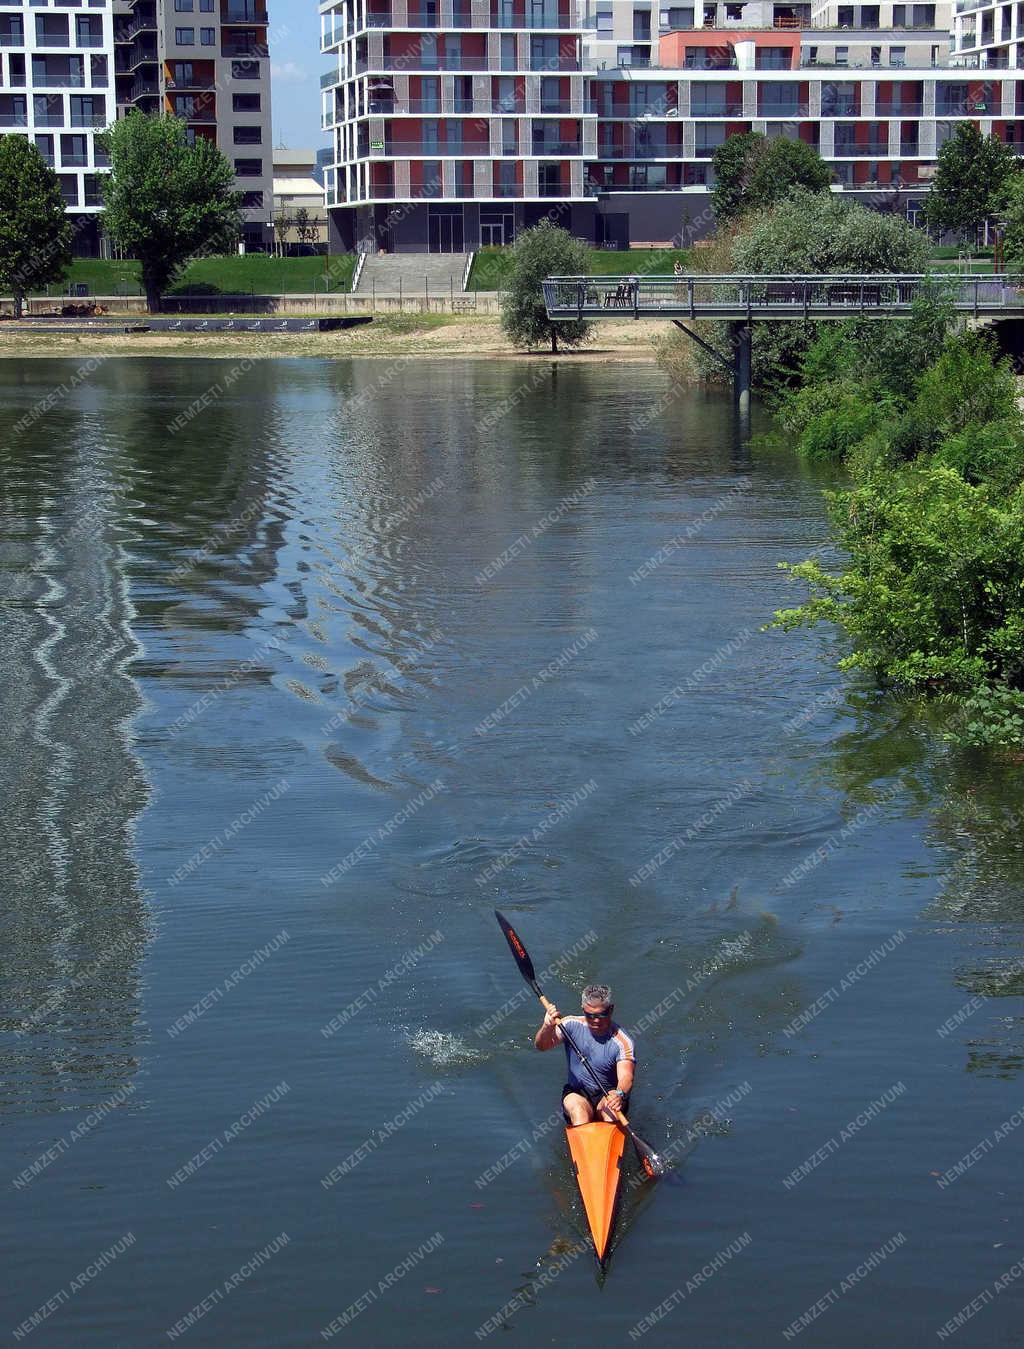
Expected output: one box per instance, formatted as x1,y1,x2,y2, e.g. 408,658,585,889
0,314,666,362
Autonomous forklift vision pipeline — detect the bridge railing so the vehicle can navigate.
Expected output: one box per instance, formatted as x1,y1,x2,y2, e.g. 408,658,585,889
542,273,1024,321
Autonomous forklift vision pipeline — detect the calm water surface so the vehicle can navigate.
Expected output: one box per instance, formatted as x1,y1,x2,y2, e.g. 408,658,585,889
1,357,1023,1347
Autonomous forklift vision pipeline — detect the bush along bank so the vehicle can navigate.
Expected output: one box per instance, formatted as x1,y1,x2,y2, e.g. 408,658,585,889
767,287,1024,753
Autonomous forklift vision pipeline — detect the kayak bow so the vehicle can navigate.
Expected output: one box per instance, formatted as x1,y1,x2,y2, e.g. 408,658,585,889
565,1121,627,1265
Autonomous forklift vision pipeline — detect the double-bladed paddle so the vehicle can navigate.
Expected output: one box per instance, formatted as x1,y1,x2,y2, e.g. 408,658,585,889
494,909,665,1179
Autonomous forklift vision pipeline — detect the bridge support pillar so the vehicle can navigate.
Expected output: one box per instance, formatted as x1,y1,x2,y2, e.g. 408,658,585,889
731,321,752,432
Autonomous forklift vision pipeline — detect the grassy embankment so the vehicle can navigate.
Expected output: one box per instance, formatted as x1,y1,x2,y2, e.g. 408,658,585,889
30,254,356,297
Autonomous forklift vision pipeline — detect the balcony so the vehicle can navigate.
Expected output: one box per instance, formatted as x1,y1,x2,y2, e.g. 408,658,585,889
758,103,804,118
166,77,216,89
691,102,744,116
222,41,269,58
129,79,159,100
222,6,269,22
833,141,891,155
821,99,860,115
597,143,680,158
123,14,157,40
127,45,159,72
321,69,339,87
375,140,491,153
876,102,924,115
530,139,583,153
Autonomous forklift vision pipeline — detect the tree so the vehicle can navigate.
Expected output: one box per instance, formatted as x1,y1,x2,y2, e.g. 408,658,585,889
499,220,592,354
923,122,1019,240
711,132,833,222
294,207,317,252
0,136,72,318
273,209,292,257
731,188,931,383
996,172,1024,266
100,113,242,312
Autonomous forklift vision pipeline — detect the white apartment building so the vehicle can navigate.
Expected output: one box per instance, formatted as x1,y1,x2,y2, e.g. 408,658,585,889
0,0,115,252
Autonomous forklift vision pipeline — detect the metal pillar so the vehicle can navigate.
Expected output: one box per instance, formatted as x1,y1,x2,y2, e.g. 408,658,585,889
732,321,752,433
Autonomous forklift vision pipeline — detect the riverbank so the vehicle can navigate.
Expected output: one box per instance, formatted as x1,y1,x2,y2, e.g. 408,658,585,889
0,314,664,361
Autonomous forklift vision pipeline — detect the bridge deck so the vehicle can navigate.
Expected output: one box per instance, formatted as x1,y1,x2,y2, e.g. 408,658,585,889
542,274,1024,322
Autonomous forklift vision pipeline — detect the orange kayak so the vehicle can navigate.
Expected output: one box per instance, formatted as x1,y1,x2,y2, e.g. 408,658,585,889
565,1121,627,1264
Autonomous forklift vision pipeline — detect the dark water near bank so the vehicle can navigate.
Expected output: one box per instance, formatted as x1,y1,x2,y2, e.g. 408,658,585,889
2,357,1023,1347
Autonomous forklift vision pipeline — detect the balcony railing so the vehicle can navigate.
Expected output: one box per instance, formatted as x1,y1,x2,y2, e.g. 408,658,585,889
75,34,105,48
36,36,71,49
371,140,491,154
822,100,860,115
691,103,743,116
597,143,681,158
122,14,157,40
129,80,159,99
321,69,339,87
758,103,804,117
833,141,892,156
222,41,269,57
222,7,268,22
127,46,159,72
876,102,924,115
0,31,25,46
70,112,108,126
61,152,89,166
33,112,68,126
166,77,216,89
32,72,86,88
0,112,28,126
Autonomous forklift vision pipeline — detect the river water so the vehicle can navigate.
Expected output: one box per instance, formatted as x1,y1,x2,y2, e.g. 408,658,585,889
2,356,1023,1347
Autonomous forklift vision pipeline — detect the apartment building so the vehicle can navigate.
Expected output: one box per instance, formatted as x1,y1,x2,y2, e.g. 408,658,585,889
113,0,274,248
0,0,115,253
951,0,1021,68
320,0,1023,251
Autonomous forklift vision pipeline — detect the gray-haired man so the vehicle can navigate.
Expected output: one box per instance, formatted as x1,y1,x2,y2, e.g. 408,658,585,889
534,983,636,1126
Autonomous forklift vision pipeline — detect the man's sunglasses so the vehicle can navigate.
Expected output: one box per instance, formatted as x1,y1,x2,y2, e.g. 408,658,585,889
583,1008,612,1020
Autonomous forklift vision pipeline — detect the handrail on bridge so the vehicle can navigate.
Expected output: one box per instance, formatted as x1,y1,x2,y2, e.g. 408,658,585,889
542,273,1024,323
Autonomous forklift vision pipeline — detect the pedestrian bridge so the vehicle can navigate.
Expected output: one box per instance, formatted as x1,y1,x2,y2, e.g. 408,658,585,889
542,274,1024,323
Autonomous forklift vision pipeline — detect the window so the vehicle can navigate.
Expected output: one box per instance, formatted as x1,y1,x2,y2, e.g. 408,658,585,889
871,44,881,64
835,43,848,64
890,43,905,65
90,54,106,85
231,58,260,77
175,27,195,43
200,26,214,43
174,0,194,9
725,2,742,16
58,174,79,205
35,133,54,162
596,7,612,33
36,14,71,45
232,91,260,110
540,75,561,110
60,131,88,164
234,157,262,175
633,8,651,39
233,123,261,142
617,44,634,64
200,0,214,9
837,5,854,24
75,14,103,44
170,61,194,84
241,189,263,208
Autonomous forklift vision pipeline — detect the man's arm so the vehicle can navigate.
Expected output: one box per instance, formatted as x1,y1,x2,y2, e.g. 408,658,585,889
535,1002,560,1051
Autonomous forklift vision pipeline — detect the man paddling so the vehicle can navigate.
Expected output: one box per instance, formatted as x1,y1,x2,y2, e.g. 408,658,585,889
535,984,636,1126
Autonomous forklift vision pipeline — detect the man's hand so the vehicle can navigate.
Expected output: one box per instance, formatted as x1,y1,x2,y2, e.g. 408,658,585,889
598,1089,624,1118
535,1003,560,1051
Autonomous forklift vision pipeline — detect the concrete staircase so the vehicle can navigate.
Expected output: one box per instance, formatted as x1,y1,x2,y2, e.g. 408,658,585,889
354,251,469,297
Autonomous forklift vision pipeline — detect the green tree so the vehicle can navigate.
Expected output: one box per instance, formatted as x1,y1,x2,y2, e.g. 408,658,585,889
273,209,291,257
0,136,72,318
499,220,592,354
100,113,242,312
294,207,316,252
923,122,1018,240
996,172,1024,266
711,133,833,222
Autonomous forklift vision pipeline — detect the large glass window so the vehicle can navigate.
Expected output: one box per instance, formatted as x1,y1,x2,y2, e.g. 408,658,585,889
175,26,195,43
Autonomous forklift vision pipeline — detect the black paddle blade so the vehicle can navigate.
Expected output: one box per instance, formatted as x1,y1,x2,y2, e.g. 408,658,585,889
494,909,537,985
636,1139,667,1179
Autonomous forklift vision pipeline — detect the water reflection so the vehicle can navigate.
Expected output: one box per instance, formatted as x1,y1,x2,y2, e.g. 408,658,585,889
0,415,150,1114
